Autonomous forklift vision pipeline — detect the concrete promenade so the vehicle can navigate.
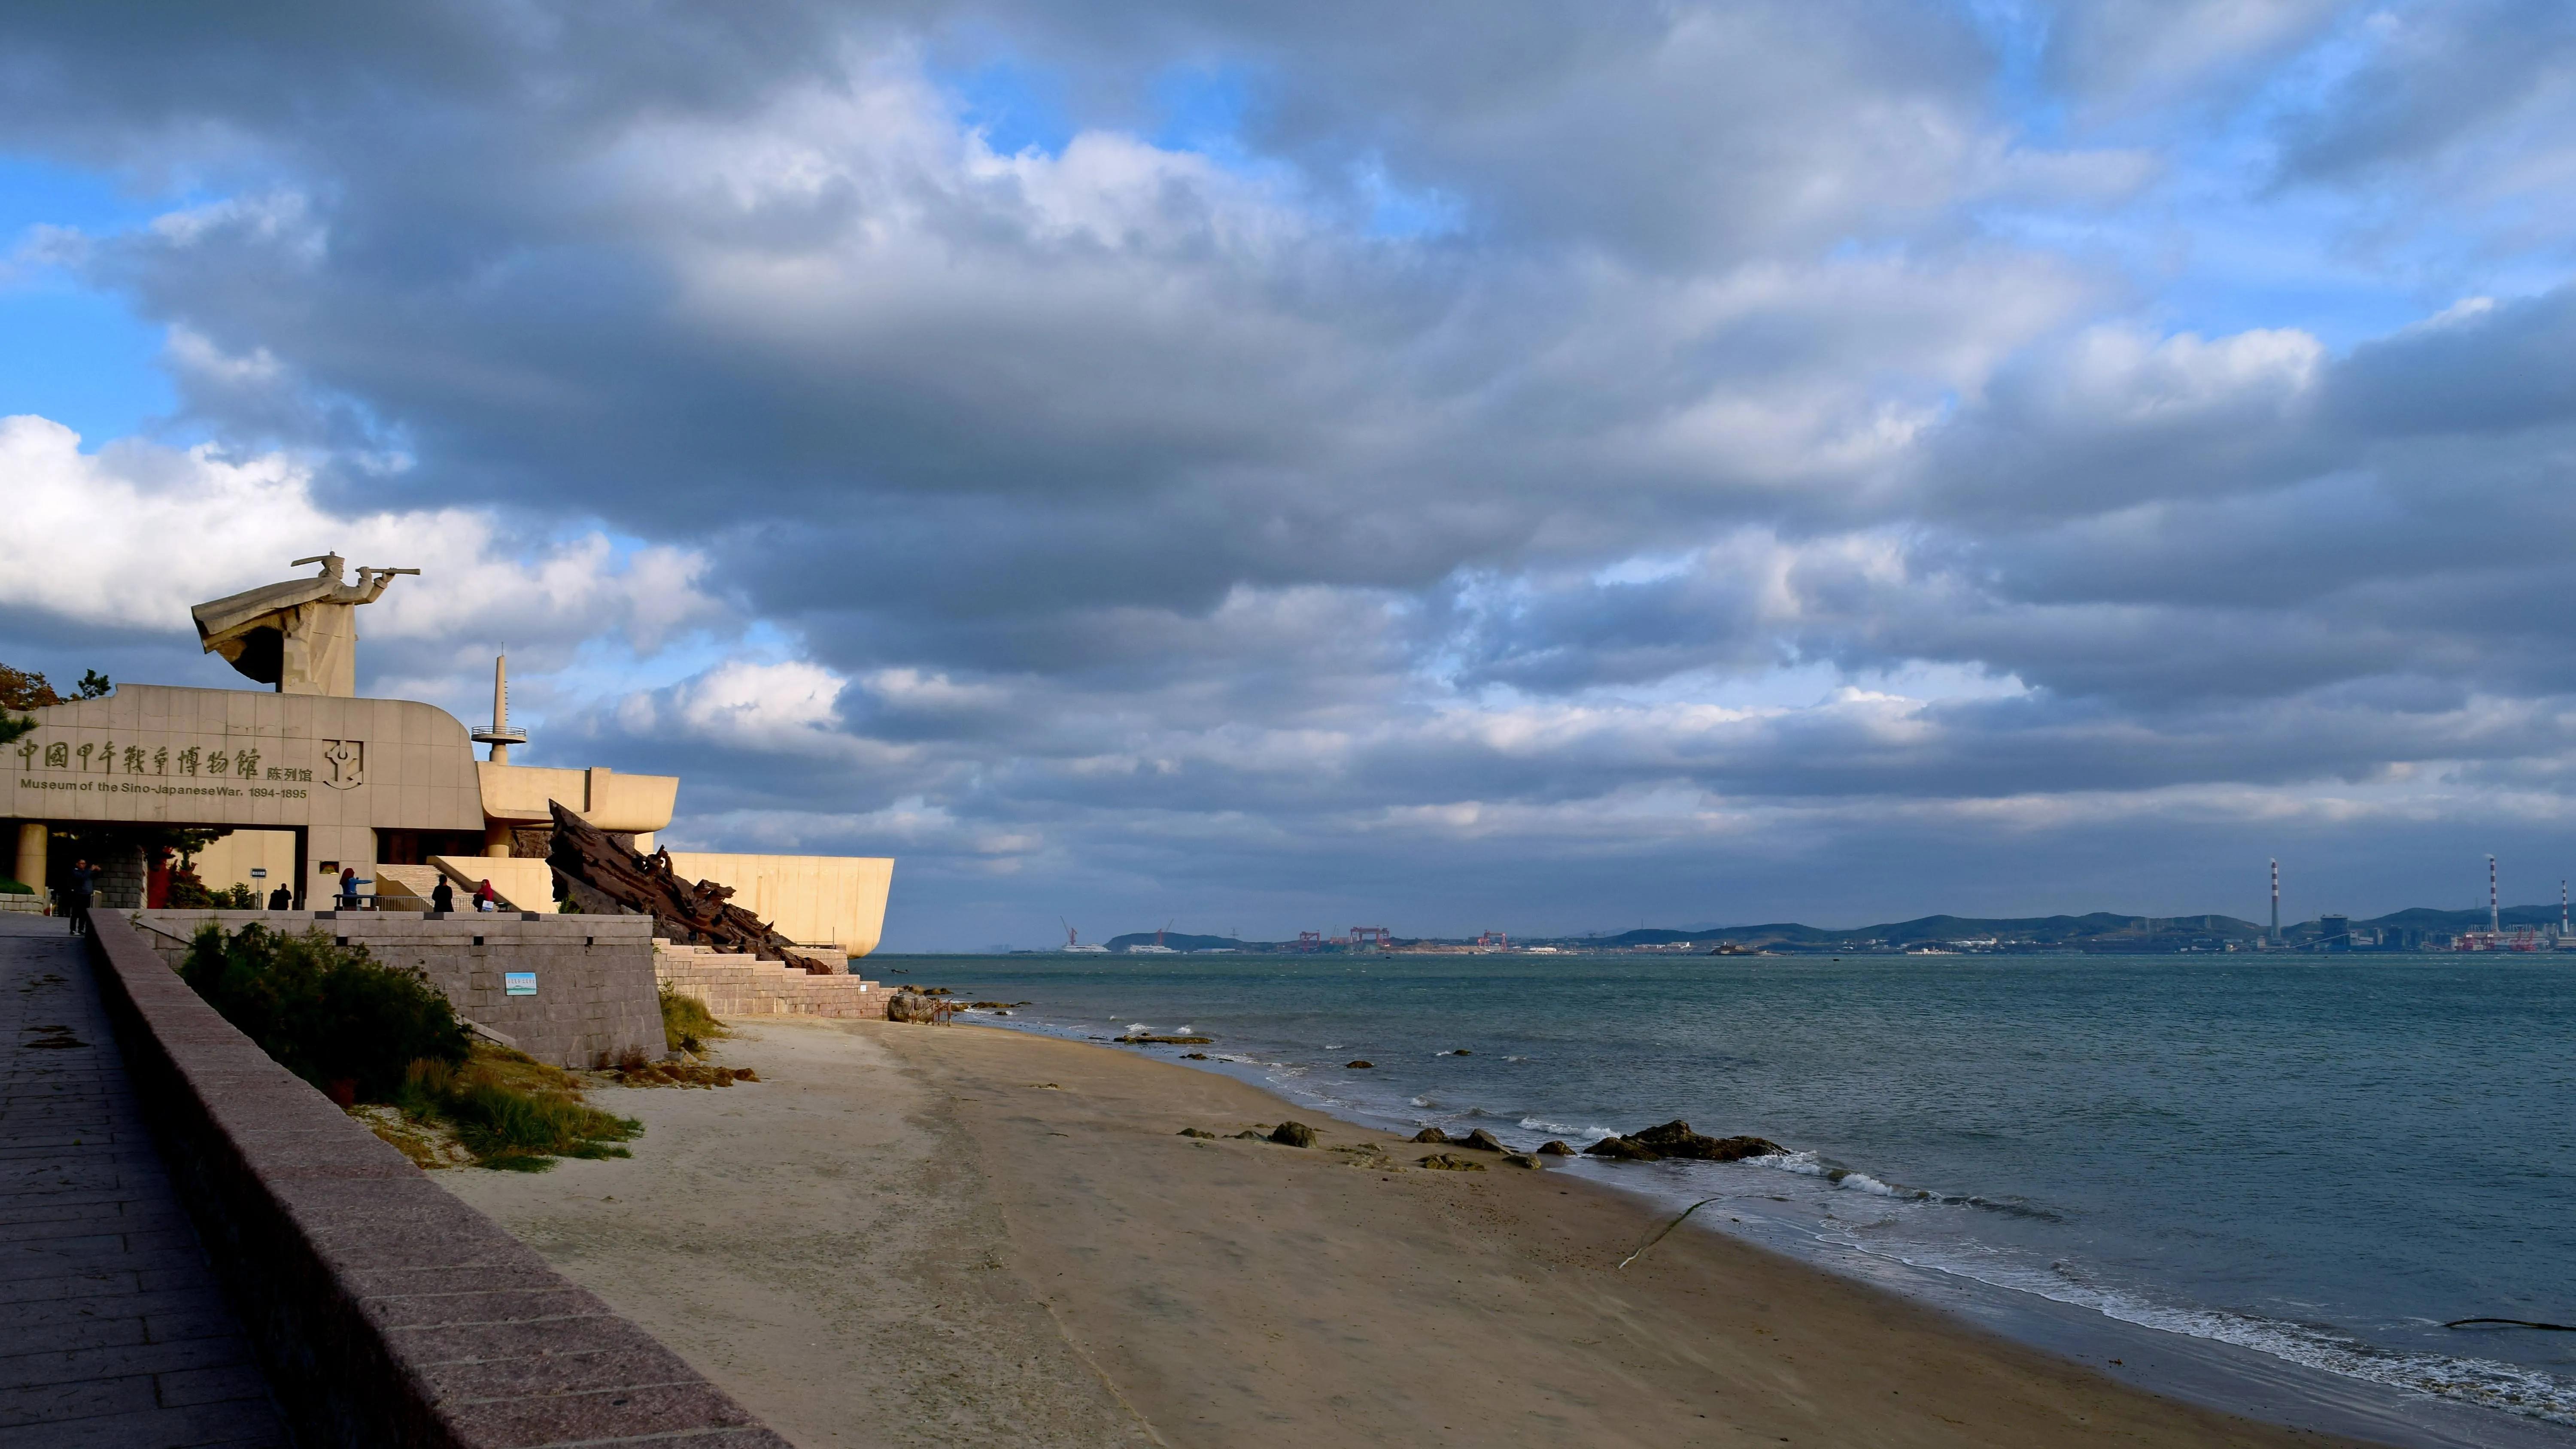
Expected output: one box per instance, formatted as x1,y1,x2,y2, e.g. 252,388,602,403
0,914,286,1446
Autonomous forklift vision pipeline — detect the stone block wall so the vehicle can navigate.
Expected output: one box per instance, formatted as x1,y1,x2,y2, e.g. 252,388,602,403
132,909,662,1069
653,940,889,1021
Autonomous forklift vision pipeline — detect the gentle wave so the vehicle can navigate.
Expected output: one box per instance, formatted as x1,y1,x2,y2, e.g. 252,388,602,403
1518,1115,1622,1142
1744,1151,2064,1221
1867,1243,2576,1427
1751,1149,1921,1199
1726,1139,2576,1423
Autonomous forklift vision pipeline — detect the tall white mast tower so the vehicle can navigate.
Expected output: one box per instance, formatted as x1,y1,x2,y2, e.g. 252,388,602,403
472,651,529,764
2269,858,2280,947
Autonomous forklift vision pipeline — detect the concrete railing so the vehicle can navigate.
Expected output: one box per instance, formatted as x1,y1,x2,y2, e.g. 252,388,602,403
86,909,790,1449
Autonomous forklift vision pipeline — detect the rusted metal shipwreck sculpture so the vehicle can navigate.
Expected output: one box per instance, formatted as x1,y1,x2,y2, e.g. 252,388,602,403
547,801,838,974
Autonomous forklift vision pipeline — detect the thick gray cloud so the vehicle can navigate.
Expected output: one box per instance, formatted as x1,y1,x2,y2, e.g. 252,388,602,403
3,1,2575,945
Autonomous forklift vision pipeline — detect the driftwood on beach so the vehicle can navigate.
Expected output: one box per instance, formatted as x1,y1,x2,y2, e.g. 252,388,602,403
546,800,838,974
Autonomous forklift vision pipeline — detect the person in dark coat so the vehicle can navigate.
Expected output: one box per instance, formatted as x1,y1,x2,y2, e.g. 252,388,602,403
430,878,455,913
64,857,96,936
267,884,292,910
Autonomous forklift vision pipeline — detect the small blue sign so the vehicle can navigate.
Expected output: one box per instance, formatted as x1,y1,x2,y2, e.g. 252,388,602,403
503,972,537,996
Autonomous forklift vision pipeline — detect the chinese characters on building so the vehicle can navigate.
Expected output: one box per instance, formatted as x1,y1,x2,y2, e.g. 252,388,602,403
13,737,314,782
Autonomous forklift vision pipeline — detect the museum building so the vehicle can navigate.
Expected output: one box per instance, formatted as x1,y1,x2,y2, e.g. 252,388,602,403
3,555,892,957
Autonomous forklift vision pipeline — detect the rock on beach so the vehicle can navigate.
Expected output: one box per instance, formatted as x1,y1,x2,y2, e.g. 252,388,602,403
1584,1119,1783,1163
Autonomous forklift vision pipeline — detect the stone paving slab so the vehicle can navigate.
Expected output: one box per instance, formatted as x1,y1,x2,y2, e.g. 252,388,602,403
0,915,287,1447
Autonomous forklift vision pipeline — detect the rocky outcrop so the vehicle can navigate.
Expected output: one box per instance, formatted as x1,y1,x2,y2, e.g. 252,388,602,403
1417,1153,1486,1172
1584,1119,1783,1163
1269,1121,1318,1148
1633,1120,1782,1161
1345,1060,1374,1069
1536,1139,1575,1156
1413,1127,1450,1143
885,990,950,1024
1458,1128,1508,1153
1177,1127,1218,1139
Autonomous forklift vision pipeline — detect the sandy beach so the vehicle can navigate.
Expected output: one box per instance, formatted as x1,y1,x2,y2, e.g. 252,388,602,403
438,1018,2382,1448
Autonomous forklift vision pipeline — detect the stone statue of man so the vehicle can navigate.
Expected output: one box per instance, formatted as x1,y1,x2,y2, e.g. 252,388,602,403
193,555,422,697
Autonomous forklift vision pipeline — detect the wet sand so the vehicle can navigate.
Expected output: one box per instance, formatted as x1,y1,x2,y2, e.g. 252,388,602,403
439,1018,2384,1448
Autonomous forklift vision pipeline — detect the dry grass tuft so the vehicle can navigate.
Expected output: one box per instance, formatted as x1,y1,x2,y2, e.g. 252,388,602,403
382,1042,641,1172
658,985,728,1054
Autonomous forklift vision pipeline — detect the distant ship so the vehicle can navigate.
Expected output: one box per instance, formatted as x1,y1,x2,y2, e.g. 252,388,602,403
1063,943,1109,953
1060,921,1109,952
1125,943,1177,954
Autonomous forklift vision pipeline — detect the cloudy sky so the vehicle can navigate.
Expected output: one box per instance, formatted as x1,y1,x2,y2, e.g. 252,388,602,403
5,1,2575,946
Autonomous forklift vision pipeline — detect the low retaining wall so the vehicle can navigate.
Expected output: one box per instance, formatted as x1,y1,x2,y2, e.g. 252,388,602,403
85,908,791,1449
132,910,661,1069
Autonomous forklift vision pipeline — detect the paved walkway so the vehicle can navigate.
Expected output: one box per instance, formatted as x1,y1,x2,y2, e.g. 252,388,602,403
0,914,286,1447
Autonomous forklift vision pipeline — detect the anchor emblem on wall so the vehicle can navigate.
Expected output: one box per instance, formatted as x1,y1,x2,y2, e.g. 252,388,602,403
320,738,366,790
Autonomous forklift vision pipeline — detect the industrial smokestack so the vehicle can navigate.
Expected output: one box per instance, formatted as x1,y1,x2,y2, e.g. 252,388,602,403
2270,859,2279,947
2490,854,2500,937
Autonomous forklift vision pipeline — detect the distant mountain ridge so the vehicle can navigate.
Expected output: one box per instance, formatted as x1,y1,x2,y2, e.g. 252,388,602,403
1102,931,1248,952
1081,906,2563,953
1585,905,2560,948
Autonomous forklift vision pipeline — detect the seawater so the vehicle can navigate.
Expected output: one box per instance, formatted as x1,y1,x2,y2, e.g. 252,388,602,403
872,951,2576,1446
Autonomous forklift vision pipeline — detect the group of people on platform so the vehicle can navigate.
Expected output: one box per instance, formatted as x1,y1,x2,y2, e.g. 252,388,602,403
56,857,504,932
332,867,502,914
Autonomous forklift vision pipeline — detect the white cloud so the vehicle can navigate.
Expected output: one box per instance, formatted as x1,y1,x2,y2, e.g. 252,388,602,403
0,413,723,659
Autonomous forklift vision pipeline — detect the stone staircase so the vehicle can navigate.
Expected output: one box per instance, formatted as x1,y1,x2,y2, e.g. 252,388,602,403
651,939,888,1021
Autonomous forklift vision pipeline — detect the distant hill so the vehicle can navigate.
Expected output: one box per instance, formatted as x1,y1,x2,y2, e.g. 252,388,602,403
2355,905,2561,931
1103,931,1251,952
1575,912,2264,948
1083,906,2543,956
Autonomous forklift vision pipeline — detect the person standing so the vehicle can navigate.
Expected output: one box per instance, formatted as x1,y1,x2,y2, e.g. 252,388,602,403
430,878,454,913
64,857,96,936
337,866,369,911
267,883,292,911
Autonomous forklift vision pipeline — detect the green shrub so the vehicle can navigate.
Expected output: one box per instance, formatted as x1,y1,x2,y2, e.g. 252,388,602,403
0,878,30,895
395,1054,640,1171
180,923,470,1101
658,984,727,1053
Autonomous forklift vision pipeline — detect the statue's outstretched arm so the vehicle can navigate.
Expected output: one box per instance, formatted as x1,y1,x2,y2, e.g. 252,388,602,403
347,566,421,603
